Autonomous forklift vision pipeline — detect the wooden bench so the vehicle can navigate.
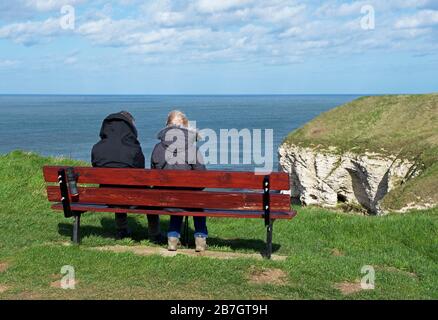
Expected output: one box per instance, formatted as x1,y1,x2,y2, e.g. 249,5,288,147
43,166,297,258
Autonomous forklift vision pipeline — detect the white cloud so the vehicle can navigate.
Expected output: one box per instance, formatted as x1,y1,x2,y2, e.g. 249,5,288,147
25,0,86,12
63,51,79,65
0,60,20,68
251,4,306,23
77,18,145,46
279,26,302,38
140,0,180,26
64,56,78,65
0,18,64,45
1,0,437,65
196,0,253,13
153,11,187,26
317,1,367,17
395,10,438,28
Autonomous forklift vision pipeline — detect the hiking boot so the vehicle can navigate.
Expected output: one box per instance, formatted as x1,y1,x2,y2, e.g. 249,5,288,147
115,228,132,240
195,237,207,252
168,237,180,251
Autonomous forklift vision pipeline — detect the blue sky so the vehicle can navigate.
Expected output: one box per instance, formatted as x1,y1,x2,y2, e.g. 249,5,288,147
0,0,437,94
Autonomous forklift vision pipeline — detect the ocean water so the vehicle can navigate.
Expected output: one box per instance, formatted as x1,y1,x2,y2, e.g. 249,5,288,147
0,95,359,171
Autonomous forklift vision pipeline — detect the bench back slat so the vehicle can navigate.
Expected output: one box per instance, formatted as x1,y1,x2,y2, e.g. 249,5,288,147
46,186,291,211
43,166,290,191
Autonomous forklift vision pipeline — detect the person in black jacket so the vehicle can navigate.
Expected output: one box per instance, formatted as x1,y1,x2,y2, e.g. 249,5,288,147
92,111,161,240
151,110,208,252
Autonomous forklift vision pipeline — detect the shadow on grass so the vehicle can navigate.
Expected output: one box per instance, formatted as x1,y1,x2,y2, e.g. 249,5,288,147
206,237,281,255
57,216,154,242
58,216,281,255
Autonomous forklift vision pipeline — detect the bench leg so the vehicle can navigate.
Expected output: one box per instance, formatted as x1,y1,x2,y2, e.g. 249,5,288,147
183,216,189,248
72,212,81,244
265,220,274,259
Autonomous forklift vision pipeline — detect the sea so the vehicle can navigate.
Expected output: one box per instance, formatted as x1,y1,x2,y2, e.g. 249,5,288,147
0,95,359,171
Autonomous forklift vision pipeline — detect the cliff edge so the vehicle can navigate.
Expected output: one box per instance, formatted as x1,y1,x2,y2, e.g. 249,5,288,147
279,94,438,214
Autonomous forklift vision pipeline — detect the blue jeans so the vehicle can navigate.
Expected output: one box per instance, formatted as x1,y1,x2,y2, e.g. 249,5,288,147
168,216,208,238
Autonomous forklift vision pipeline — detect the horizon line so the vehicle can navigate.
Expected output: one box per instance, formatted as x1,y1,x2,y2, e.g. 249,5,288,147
0,92,432,96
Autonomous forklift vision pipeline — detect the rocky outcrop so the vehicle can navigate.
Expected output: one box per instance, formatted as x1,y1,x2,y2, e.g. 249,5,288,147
278,144,420,214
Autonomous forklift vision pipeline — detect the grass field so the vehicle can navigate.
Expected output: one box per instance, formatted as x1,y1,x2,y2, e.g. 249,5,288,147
0,151,437,299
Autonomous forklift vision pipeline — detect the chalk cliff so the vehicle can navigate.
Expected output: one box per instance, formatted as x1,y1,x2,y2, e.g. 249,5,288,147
278,144,423,214
279,94,438,214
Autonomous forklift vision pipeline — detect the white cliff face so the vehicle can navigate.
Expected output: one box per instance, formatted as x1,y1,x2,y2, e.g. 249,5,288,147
278,144,419,214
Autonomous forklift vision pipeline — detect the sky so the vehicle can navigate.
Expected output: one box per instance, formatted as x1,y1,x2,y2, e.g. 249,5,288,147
0,0,437,94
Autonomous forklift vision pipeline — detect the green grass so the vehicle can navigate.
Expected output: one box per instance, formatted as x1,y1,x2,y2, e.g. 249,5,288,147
0,151,437,299
283,94,438,211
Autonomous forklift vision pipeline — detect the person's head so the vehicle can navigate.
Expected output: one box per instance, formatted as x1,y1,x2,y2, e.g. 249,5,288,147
166,110,188,128
120,110,135,126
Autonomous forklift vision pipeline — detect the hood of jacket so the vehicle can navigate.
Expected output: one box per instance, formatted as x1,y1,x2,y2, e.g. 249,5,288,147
99,112,138,141
91,112,145,169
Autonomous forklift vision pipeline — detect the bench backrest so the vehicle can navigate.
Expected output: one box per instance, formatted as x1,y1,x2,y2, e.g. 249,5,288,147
43,166,291,212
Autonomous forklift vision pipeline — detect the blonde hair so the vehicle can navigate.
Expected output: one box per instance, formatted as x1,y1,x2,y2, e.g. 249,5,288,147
166,110,189,127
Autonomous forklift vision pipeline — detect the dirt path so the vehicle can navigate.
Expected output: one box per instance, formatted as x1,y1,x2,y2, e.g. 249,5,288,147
90,245,287,261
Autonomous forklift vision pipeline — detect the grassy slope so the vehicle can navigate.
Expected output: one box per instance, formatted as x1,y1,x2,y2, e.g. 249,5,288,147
283,94,438,210
0,151,437,299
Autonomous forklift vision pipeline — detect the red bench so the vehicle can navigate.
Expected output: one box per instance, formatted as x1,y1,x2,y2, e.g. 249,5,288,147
43,166,297,258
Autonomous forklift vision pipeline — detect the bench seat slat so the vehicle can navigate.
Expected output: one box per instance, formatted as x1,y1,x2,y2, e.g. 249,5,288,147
43,166,290,191
46,186,291,211
51,203,296,220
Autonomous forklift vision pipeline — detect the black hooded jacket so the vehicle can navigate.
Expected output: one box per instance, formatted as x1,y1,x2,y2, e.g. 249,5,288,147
91,112,145,169
151,125,206,171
